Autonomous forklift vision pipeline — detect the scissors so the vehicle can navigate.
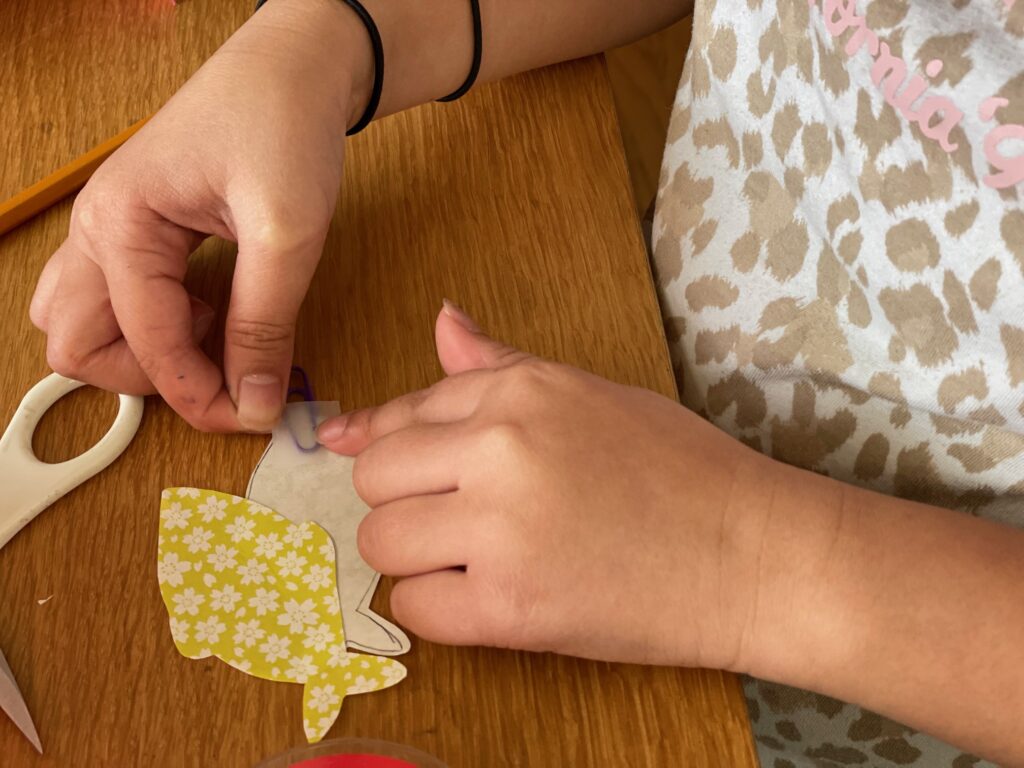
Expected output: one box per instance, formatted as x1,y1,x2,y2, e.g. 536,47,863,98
0,373,144,753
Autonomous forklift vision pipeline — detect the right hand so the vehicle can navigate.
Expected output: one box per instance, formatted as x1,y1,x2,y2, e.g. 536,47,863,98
29,0,371,431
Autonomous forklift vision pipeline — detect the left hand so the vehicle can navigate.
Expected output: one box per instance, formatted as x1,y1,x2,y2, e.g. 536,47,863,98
29,0,366,431
318,302,788,670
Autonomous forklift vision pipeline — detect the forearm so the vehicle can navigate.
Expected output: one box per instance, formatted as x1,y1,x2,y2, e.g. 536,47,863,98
249,0,691,130
745,461,1024,765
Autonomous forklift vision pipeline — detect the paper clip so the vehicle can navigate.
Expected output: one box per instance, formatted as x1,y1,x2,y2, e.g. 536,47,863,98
284,366,319,452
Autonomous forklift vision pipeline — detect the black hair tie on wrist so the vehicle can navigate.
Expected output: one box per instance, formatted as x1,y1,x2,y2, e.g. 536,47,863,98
437,0,482,102
255,0,384,136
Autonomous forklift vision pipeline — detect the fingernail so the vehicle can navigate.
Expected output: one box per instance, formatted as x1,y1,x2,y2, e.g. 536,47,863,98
237,373,283,431
316,414,350,444
192,310,215,341
442,298,481,332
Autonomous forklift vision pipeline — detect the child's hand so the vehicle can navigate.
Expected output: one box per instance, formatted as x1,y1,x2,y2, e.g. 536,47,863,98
30,0,370,432
317,303,801,670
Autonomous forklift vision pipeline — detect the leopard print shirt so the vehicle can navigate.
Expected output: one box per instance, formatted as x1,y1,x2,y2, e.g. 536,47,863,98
651,0,1024,763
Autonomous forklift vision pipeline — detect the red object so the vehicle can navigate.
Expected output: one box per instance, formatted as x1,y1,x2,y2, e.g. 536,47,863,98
293,756,417,768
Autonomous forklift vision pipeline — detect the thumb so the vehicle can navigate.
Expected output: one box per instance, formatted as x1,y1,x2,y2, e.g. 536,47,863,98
435,300,532,376
224,233,322,431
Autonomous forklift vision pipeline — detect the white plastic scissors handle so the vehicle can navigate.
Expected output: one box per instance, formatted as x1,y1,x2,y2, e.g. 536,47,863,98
0,373,144,551
0,374,143,754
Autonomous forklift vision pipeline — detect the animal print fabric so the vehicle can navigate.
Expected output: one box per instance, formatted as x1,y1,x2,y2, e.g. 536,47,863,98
651,0,1023,763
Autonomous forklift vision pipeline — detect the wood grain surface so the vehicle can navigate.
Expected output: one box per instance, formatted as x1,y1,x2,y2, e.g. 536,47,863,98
0,1,757,765
607,19,694,214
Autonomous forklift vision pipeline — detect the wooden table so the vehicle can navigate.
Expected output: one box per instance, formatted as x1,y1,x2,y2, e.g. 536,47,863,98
0,1,756,765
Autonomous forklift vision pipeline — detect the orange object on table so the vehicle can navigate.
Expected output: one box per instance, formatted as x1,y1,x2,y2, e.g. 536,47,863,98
0,118,147,237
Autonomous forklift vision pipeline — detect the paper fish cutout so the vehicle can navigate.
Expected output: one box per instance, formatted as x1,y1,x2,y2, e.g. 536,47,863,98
157,488,406,742
248,402,411,656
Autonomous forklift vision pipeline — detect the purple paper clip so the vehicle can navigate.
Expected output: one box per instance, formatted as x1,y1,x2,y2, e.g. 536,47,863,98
285,366,319,452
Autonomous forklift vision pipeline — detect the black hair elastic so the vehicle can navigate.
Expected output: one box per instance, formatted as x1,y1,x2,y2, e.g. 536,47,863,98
255,0,384,136
437,0,482,102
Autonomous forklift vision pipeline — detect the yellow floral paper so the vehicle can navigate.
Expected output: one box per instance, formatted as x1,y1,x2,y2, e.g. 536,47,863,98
157,488,406,742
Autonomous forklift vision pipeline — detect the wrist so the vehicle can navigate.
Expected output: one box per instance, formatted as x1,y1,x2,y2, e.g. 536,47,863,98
724,458,856,683
240,0,375,133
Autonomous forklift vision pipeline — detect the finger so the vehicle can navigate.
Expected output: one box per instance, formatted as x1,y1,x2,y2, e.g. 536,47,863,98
353,422,465,507
29,246,69,331
45,252,157,395
390,570,490,646
318,371,491,456
436,300,533,375
103,216,239,431
358,494,473,576
222,226,325,432
320,305,533,454
45,251,219,396
36,220,210,337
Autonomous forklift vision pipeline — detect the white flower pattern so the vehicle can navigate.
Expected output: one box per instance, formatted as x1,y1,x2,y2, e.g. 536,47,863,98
254,533,284,558
162,502,192,530
248,587,280,616
275,550,307,577
277,598,318,634
321,594,341,616
302,623,336,652
197,495,229,522
207,544,239,572
345,675,381,695
237,558,269,585
301,564,333,592
172,587,205,616
210,584,242,612
285,654,319,682
283,523,313,548
307,684,341,714
259,633,292,663
157,488,407,745
226,515,256,542
380,662,405,685
157,552,191,587
183,526,213,554
194,616,226,644
169,617,191,644
326,644,350,669
232,619,265,648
